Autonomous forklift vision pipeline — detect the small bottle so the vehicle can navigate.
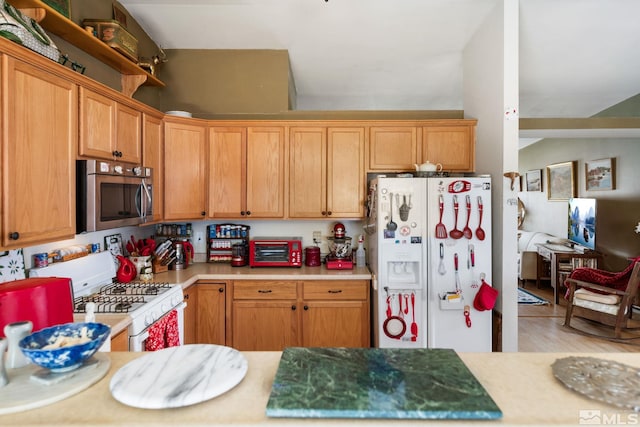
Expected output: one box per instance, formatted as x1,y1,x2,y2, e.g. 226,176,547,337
356,235,366,267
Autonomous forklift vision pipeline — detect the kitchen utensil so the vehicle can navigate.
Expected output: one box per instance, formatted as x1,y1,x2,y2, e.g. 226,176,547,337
463,195,473,239
464,305,472,328
383,294,406,339
404,293,409,315
470,244,478,288
410,292,418,342
399,194,410,221
449,195,463,239
454,253,461,293
386,295,392,318
438,243,446,275
475,196,486,241
435,194,447,238
387,192,397,231
4,321,32,369
116,255,137,283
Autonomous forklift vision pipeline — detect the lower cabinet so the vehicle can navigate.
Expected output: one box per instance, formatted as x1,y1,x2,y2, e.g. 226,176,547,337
183,281,226,345
111,329,129,351
231,279,370,351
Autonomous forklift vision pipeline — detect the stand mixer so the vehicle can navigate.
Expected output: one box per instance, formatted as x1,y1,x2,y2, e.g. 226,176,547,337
325,222,353,270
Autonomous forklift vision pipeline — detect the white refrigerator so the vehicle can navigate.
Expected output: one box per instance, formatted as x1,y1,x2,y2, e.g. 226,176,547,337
366,176,493,352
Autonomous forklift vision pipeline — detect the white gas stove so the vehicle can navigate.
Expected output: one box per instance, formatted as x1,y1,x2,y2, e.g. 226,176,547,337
29,251,184,351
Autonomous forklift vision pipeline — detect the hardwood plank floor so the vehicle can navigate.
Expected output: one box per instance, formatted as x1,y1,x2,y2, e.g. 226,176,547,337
518,282,639,352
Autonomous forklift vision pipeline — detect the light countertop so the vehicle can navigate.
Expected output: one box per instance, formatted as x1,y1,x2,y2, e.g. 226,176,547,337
1,351,638,426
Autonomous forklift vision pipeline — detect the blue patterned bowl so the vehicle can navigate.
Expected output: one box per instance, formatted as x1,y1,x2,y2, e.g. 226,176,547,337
19,322,110,372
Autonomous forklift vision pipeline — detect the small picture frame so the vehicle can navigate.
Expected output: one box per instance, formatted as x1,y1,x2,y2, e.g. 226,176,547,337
525,169,542,192
113,4,128,27
42,0,71,19
585,157,616,191
104,233,124,258
546,161,576,201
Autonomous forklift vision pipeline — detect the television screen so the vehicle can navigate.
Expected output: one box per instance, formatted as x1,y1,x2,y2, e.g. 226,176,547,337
568,198,596,250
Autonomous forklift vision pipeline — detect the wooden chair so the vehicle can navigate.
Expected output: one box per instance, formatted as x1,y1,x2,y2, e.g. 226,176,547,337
564,262,640,339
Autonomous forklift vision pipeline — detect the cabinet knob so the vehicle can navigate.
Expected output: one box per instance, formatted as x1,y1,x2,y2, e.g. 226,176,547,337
303,305,309,311
327,211,332,216
246,211,251,216
321,211,326,216
201,211,206,216
183,294,189,300
291,305,296,311
218,287,224,293
240,211,246,216
8,232,19,240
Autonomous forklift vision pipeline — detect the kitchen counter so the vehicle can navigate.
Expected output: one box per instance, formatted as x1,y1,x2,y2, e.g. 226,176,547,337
1,350,638,426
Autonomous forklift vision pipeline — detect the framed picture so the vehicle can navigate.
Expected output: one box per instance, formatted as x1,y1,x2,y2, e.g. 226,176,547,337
42,0,71,19
546,161,576,201
104,233,124,258
525,169,542,192
585,157,616,191
113,4,128,27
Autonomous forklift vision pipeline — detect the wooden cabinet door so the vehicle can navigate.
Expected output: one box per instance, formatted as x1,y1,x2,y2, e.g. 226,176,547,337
369,127,418,170
289,127,326,218
246,127,286,218
197,282,226,345
111,329,129,351
208,127,246,218
116,102,142,164
79,87,115,159
327,127,365,218
301,300,369,347
163,120,207,220
231,300,298,351
182,285,197,345
421,125,475,172
3,57,77,248
142,113,164,222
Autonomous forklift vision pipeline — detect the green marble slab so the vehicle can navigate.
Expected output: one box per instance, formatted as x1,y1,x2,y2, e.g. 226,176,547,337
266,347,502,420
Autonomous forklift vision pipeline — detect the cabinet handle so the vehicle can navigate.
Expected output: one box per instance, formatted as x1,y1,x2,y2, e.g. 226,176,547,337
327,211,332,216
183,294,189,300
291,305,296,311
240,211,246,216
258,289,272,294
8,232,19,240
246,211,251,216
328,289,343,294
218,287,224,293
321,211,326,216
303,305,309,310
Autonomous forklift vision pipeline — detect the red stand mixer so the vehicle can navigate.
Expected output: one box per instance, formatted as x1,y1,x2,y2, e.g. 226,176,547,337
326,222,354,270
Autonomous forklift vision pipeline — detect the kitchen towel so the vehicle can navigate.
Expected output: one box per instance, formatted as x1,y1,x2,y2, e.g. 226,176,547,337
145,310,180,351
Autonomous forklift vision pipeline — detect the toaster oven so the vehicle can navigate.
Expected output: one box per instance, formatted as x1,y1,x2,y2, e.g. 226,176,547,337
249,237,303,267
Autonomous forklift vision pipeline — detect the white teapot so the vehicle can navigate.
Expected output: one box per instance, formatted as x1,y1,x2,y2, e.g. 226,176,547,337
414,161,443,172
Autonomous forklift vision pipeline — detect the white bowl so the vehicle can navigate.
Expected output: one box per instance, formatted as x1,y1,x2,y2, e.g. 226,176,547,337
165,110,192,118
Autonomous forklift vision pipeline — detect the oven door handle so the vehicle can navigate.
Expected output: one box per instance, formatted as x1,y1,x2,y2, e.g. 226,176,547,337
129,330,149,351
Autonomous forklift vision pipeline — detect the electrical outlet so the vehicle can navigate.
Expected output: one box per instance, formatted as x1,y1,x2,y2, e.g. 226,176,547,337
313,231,322,244
194,232,205,253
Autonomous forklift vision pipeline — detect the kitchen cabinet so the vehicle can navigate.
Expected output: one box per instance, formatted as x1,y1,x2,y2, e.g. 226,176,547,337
369,126,418,170
421,124,475,172
369,121,477,172
289,127,365,218
163,119,208,220
196,281,227,345
2,56,77,248
301,280,369,347
79,87,142,164
142,112,164,222
230,279,369,351
231,281,298,351
183,285,198,345
111,329,129,351
208,126,286,218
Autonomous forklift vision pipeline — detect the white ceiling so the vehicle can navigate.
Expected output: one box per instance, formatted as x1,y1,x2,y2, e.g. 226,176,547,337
119,0,640,118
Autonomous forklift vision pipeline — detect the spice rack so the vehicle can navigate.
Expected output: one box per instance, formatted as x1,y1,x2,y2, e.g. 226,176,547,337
207,224,250,263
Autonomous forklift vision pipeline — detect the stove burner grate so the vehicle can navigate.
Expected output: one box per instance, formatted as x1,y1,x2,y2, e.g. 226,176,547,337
99,282,171,296
74,295,146,313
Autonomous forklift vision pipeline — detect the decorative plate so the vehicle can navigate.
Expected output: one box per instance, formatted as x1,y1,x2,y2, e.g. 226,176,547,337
110,344,248,409
552,356,640,412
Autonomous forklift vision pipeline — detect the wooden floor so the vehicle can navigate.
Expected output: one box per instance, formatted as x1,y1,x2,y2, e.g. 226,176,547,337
518,282,639,352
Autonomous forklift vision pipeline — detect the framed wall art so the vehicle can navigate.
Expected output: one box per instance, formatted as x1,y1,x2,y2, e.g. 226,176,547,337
525,169,542,192
42,0,71,19
546,161,576,201
585,157,616,191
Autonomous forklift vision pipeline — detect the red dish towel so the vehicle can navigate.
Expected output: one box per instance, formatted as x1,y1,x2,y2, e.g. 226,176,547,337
144,309,180,351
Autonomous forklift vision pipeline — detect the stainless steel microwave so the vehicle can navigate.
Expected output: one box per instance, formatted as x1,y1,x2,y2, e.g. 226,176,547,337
76,160,153,233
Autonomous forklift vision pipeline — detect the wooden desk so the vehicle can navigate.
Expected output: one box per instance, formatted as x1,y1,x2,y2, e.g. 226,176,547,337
536,243,602,304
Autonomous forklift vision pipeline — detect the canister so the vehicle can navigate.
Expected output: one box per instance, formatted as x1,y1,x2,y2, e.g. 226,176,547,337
33,253,48,268
305,246,321,267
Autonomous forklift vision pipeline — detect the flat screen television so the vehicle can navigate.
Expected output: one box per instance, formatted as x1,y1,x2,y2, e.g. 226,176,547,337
568,197,596,251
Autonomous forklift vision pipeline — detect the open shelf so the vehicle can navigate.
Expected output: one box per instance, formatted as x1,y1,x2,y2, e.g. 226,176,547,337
8,0,164,91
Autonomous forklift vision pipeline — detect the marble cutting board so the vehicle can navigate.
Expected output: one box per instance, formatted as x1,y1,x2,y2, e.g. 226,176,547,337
266,347,502,420
110,344,248,409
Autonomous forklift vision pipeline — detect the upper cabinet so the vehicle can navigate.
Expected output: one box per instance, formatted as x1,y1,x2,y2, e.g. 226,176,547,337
142,112,164,222
209,126,286,219
163,119,208,220
369,120,477,172
289,127,365,219
2,56,77,248
79,87,142,164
